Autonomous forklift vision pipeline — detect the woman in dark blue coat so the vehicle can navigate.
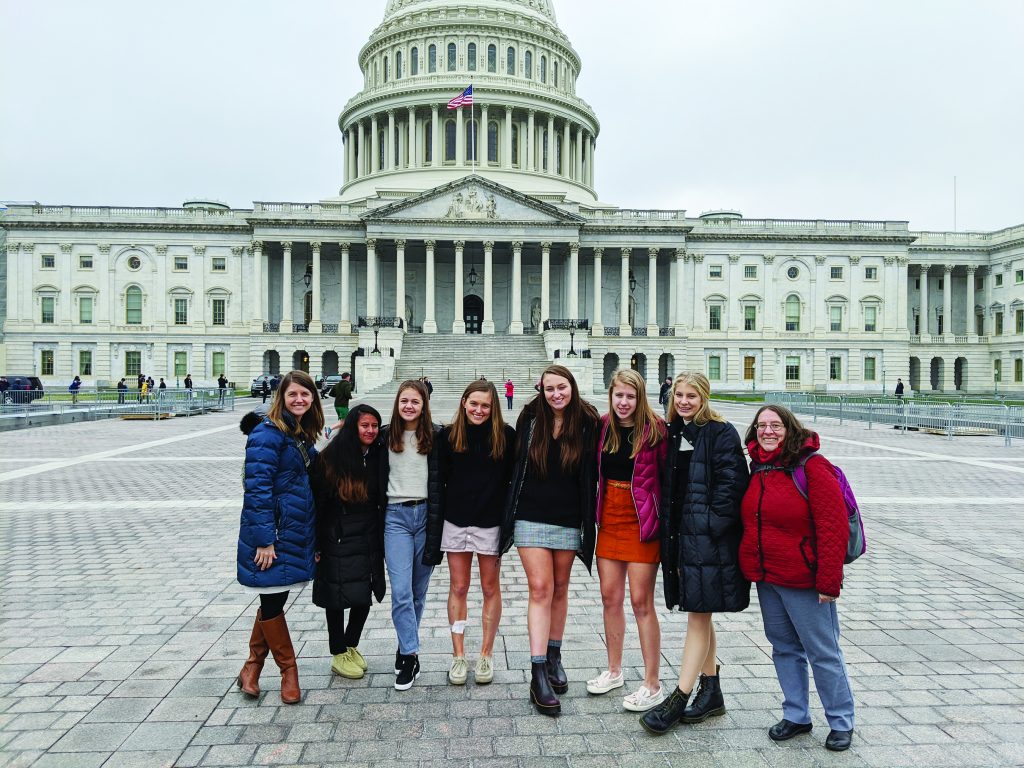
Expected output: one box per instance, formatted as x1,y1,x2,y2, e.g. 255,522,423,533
236,370,324,704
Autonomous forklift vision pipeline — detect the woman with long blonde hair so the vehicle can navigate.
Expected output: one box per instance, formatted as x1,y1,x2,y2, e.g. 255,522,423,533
640,372,750,734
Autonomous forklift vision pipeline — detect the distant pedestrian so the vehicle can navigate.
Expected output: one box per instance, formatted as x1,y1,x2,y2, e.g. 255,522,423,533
116,378,127,405
140,378,149,403
218,374,229,405
261,377,271,404
159,378,167,390
504,378,515,410
894,378,904,399
333,372,353,422
270,375,281,393
659,376,672,416
184,373,193,400
68,376,82,404
0,377,9,401
137,374,145,402
423,376,433,399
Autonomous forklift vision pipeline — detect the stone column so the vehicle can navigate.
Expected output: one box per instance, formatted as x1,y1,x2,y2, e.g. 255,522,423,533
592,247,603,333
395,239,406,329
509,241,523,334
568,242,580,319
575,125,584,181
431,104,440,166
586,134,594,186
647,248,659,333
526,110,535,171
251,241,264,328
541,241,551,323
546,115,555,173
366,239,378,316
504,106,513,169
919,264,930,337
344,129,353,183
310,241,322,332
456,111,465,167
452,241,466,333
280,242,293,332
483,241,495,334
423,240,437,333
387,110,396,171
561,120,570,178
370,115,379,173
966,265,976,336
619,247,631,333
339,243,352,333
480,104,489,167
811,255,825,333
942,264,953,337
359,121,368,177
408,107,417,168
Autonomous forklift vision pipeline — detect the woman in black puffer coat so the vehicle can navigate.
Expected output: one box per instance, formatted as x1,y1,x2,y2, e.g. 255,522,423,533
310,404,386,680
640,372,750,735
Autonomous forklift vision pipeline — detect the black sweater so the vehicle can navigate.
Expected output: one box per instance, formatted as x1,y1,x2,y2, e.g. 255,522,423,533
436,422,516,530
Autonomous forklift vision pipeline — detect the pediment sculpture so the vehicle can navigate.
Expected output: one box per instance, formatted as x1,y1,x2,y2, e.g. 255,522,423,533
444,188,498,220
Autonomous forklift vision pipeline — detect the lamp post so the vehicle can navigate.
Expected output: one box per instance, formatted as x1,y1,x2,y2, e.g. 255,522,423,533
372,325,381,354
567,328,577,357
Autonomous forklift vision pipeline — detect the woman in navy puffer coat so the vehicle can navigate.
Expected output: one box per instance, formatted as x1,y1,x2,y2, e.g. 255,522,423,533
236,370,324,705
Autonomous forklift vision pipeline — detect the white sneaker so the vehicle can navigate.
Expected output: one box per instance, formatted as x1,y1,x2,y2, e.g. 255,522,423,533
623,684,667,712
448,655,468,685
586,669,625,695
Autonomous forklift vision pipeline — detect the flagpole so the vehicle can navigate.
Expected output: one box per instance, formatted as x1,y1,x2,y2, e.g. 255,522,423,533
470,87,476,175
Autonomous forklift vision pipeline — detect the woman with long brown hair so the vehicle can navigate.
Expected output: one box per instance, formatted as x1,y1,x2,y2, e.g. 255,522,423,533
427,379,515,686
236,370,324,704
501,364,599,716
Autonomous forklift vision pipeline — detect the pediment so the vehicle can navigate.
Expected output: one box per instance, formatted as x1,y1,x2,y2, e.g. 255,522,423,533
362,175,584,225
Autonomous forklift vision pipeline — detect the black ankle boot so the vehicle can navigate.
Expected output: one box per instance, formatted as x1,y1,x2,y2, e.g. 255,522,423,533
681,664,725,723
639,686,690,735
546,644,568,694
530,661,561,716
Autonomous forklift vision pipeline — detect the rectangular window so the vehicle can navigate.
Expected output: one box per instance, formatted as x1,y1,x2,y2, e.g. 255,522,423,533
743,265,757,279
785,356,800,381
1016,358,1023,383
126,290,142,325
42,254,55,269
41,296,55,324
829,356,842,381
708,305,722,331
864,266,878,280
174,256,188,271
126,351,142,377
830,305,843,332
708,265,723,279
41,349,54,375
1017,269,1023,284
708,355,721,381
863,356,876,381
996,274,1004,287
174,298,188,325
994,359,1002,383
213,298,226,326
864,305,877,332
79,296,93,324
79,350,92,376
976,277,984,291
1017,309,1024,334
937,315,944,335
743,305,756,331
995,312,1004,335
79,254,93,269
211,257,226,272
174,351,188,377
743,356,756,381
212,351,226,377
830,266,843,280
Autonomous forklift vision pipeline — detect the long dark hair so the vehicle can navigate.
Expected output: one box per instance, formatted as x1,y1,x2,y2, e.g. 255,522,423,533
528,364,599,478
318,404,381,503
744,404,814,467
449,379,508,460
387,380,434,454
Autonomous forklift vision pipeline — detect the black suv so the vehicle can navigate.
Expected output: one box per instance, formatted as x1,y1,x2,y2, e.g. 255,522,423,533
320,375,344,398
1,374,45,404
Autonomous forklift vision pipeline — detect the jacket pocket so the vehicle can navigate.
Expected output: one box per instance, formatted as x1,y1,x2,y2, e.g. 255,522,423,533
799,536,817,572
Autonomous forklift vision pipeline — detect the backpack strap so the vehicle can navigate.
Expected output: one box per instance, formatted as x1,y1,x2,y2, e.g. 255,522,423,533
790,451,819,500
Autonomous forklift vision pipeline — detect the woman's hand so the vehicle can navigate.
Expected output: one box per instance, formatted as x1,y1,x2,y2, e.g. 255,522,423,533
818,593,838,604
254,545,277,571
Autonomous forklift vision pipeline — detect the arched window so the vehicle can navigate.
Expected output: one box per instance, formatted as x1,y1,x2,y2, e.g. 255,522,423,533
444,119,456,161
383,55,389,83
395,50,403,79
785,294,801,332
542,129,548,170
554,60,559,88
411,47,418,75
487,44,496,72
524,51,532,79
487,121,498,163
467,42,476,71
507,46,515,75
394,124,401,167
424,121,432,163
555,139,562,174
511,124,519,166
373,60,378,84
540,55,547,83
428,44,437,73
378,130,385,170
466,118,478,162
125,286,142,325
447,42,457,71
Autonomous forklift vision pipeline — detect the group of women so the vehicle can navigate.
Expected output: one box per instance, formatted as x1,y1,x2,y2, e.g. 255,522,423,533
234,365,855,752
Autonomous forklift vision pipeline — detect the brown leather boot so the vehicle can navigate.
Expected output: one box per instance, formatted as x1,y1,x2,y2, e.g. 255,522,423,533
236,609,268,697
261,613,301,704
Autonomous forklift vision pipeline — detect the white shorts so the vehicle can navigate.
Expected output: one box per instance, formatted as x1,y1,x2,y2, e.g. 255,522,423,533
440,520,501,556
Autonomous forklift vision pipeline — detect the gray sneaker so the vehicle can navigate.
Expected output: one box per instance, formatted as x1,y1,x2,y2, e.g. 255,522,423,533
448,655,468,685
474,655,494,685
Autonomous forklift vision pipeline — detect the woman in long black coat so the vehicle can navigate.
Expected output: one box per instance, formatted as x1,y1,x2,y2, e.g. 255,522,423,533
640,372,750,735
310,403,386,680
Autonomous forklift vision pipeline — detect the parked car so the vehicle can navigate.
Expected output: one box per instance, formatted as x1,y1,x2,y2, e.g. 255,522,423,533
320,375,344,398
250,375,272,398
0,374,45,404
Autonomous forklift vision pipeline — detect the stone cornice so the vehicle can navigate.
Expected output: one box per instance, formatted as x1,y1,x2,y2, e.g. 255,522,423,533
688,232,917,245
2,220,250,235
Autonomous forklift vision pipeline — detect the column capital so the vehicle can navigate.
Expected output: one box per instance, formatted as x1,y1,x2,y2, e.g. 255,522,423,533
649,247,660,258
692,253,704,264
155,245,168,256
310,241,321,252
763,254,774,264
885,254,898,265
621,247,632,258
943,263,954,273
674,247,686,260
395,239,406,249
569,242,580,254
387,108,396,117
424,239,436,249
431,103,439,114
193,245,206,256
366,238,376,249
814,254,826,265
541,241,552,251
231,246,244,257
281,241,292,252
848,254,861,265
97,243,111,255
896,254,910,265
593,247,604,258
512,241,523,251
483,240,494,250
727,253,739,263
918,262,931,272
506,104,515,113
251,240,263,252
454,240,465,250
60,242,73,254
339,241,350,253
528,108,536,116
966,264,977,274
21,242,34,254
6,242,19,254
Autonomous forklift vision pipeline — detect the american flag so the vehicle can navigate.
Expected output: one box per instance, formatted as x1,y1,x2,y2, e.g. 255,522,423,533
447,85,473,109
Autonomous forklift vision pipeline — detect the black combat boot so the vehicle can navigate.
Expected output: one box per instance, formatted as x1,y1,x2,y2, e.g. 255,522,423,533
681,664,725,723
639,686,690,735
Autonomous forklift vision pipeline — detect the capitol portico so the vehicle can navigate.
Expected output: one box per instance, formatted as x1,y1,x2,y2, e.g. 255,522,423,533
2,0,1023,395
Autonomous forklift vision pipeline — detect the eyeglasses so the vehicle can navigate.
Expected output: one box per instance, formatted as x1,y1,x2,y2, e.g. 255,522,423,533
755,423,785,433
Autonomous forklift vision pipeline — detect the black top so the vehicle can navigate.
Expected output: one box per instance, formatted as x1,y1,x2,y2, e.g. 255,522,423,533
515,436,582,529
438,422,516,529
670,422,697,510
600,427,635,482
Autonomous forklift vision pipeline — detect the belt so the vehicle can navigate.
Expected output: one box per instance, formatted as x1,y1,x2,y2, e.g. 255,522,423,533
394,499,427,507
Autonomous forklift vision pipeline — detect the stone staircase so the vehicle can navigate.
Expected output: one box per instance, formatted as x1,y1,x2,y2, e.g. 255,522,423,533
369,334,552,397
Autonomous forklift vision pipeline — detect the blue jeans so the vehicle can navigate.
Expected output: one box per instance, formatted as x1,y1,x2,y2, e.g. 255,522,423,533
384,501,433,655
757,582,855,731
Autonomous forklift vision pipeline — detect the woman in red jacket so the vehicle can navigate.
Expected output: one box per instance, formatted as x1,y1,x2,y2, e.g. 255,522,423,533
740,404,855,752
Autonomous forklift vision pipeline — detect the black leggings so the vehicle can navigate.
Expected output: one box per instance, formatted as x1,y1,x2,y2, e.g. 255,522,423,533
326,606,371,655
259,591,289,620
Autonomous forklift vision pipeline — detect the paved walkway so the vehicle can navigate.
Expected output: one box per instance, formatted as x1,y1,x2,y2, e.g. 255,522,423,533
1,394,1022,768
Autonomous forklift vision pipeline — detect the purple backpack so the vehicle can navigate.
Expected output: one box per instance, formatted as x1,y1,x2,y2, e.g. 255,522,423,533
791,452,866,564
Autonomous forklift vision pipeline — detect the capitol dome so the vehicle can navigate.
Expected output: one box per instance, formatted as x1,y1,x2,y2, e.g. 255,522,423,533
335,0,600,204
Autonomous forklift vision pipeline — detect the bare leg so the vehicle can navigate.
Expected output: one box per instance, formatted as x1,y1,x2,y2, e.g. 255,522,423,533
548,550,577,643
518,547,554,656
447,552,473,657
477,553,502,657
676,612,714,693
597,557,628,674
626,562,662,690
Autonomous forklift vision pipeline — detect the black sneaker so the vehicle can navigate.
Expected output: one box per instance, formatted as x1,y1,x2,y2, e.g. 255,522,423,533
395,653,420,691
394,650,401,675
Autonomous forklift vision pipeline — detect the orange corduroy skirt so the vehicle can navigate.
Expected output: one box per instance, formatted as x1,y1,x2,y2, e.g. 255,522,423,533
595,479,660,564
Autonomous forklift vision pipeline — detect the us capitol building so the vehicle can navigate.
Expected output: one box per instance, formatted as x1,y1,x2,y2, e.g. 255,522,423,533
2,0,1023,395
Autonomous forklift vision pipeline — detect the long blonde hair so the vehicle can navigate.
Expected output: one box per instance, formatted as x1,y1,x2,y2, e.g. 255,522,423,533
266,370,324,443
603,369,664,457
666,371,724,426
449,379,508,460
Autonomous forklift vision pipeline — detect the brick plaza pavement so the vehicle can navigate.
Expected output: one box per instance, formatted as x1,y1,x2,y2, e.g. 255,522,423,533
1,393,1023,768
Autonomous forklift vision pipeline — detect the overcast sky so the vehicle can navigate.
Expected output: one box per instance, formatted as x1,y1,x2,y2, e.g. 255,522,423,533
3,0,1022,232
